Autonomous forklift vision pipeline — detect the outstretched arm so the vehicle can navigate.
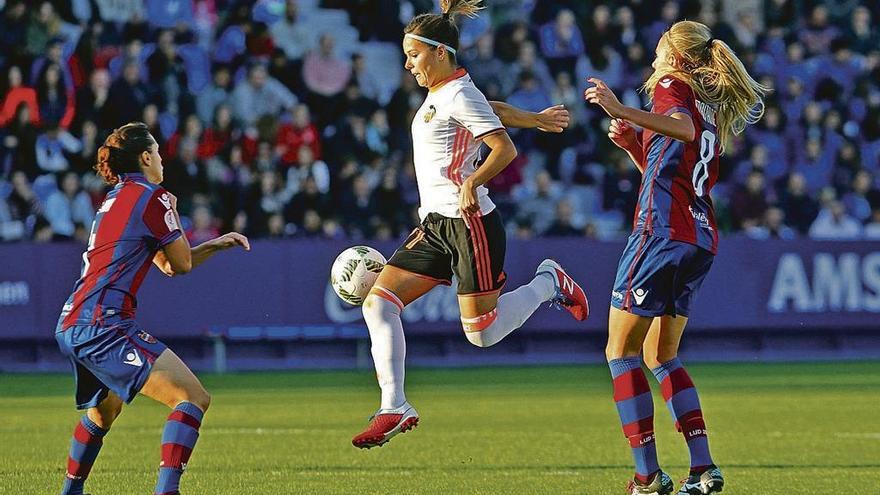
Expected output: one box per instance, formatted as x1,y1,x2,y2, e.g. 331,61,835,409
489,102,570,132
154,233,250,276
585,78,695,143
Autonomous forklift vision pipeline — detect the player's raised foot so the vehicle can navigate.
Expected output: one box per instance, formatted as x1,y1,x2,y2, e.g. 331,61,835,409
352,402,419,449
678,466,724,494
626,470,674,495
536,259,589,321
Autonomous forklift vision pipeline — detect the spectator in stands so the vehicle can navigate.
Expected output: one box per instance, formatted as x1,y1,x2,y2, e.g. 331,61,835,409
504,41,555,97
730,171,770,231
196,65,232,125
507,71,553,114
514,170,562,235
6,171,42,233
231,63,297,126
809,198,862,239
779,172,819,234
843,170,876,223
1,66,39,127
340,174,376,238
35,124,82,174
0,2,28,67
350,53,382,103
200,104,238,161
3,104,39,179
538,9,585,76
461,33,505,97
44,171,94,241
107,60,155,125
545,199,583,237
147,29,191,116
74,69,112,131
801,5,839,56
370,168,407,236
276,104,321,166
36,63,75,130
270,0,311,61
793,138,836,195
286,175,329,228
846,6,877,54
747,206,798,240
303,33,352,109
187,205,220,245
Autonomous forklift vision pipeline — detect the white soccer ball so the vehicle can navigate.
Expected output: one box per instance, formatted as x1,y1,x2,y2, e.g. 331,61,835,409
330,246,387,306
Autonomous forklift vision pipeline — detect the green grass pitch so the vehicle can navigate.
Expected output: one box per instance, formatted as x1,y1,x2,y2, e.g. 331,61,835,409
2,362,878,494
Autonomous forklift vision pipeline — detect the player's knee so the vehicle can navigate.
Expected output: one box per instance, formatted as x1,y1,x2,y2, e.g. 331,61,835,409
362,290,402,323
191,388,211,412
461,309,499,348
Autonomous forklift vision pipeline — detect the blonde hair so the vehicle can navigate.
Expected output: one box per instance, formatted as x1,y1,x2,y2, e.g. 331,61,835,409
404,1,484,62
643,20,769,153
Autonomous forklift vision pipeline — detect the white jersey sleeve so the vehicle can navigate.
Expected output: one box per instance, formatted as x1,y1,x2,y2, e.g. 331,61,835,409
450,86,504,140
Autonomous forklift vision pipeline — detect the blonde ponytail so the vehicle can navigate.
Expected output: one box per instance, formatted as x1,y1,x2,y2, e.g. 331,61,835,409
643,21,770,153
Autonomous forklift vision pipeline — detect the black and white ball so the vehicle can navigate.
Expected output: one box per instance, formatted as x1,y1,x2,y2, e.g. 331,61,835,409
330,246,386,305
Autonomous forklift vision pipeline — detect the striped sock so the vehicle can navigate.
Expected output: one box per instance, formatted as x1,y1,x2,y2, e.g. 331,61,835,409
61,416,108,495
651,358,714,474
609,357,659,483
154,402,204,495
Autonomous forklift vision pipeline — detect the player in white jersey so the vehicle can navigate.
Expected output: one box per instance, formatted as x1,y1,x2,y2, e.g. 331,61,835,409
351,0,590,449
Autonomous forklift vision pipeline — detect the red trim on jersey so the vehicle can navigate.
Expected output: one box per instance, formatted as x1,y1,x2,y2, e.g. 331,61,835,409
447,127,469,185
63,185,144,328
429,68,467,92
644,138,674,233
125,254,155,315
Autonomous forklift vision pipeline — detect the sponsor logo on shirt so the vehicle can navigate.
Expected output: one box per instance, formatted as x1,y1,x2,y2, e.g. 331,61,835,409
689,205,714,230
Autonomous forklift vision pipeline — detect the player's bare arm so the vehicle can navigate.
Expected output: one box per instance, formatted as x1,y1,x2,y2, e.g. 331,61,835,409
458,131,516,216
489,101,570,132
585,77,695,143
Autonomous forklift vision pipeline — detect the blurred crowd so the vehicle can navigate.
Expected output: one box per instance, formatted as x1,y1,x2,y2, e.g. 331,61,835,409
1,0,879,245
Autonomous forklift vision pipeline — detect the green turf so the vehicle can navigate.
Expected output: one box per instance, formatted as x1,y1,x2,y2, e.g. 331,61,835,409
2,362,878,494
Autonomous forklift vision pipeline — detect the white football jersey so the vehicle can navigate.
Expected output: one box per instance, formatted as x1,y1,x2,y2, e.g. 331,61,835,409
411,69,505,220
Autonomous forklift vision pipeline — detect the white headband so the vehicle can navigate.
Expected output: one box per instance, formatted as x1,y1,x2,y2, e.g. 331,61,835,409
405,33,457,55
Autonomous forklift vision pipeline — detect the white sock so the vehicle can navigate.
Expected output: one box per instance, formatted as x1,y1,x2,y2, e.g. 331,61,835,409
463,274,555,348
362,293,407,410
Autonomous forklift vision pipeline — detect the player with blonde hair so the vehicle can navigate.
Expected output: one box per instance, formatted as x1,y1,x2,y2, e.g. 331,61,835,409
585,20,768,495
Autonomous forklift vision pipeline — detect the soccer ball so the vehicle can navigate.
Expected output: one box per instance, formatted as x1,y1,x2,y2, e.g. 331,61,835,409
330,246,387,305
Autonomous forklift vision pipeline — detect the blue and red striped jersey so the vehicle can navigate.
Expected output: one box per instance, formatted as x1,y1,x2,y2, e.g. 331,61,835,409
636,76,720,254
60,173,182,329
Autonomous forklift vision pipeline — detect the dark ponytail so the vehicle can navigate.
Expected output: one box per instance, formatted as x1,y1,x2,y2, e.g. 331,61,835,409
94,122,155,185
404,0,483,63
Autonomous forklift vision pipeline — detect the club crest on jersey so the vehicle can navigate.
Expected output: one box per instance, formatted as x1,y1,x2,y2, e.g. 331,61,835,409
659,78,673,89
158,193,172,210
424,105,437,123
137,331,157,344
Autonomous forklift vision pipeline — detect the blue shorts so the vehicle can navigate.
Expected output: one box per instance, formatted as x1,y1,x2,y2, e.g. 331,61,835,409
611,233,714,317
55,318,168,409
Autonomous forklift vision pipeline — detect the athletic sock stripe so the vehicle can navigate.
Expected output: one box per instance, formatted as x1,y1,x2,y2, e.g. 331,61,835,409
667,388,702,419
674,409,705,432
614,391,654,425
73,422,105,445
627,431,656,448
67,458,95,478
168,410,202,429
161,443,194,469
613,369,652,401
622,416,655,438
660,366,695,400
372,286,404,311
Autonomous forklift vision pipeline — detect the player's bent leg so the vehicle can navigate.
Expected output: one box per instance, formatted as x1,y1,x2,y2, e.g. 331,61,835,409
139,350,209,495
353,265,436,449
61,393,123,495
606,307,667,490
643,316,721,494
459,258,585,348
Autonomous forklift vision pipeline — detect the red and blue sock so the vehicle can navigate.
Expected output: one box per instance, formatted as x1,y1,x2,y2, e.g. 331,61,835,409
609,356,659,483
154,402,204,495
61,415,108,495
651,358,714,475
